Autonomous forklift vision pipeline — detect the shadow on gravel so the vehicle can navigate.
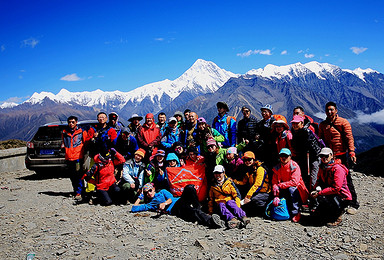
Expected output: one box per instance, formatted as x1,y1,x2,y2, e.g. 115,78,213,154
16,171,68,181
38,191,73,198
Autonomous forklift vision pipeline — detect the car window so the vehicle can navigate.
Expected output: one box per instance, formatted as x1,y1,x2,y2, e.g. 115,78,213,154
33,126,65,141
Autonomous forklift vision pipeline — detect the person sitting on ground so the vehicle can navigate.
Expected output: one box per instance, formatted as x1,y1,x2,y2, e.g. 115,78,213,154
233,151,271,216
310,148,352,227
127,114,143,138
171,141,186,166
222,147,243,180
131,183,224,229
185,146,205,166
194,117,224,155
161,117,182,152
156,153,181,190
208,165,250,229
156,112,168,136
119,148,146,203
145,149,167,190
82,148,125,206
212,102,236,148
271,148,309,223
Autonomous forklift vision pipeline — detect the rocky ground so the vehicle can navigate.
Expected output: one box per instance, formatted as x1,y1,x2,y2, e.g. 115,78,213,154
0,169,383,260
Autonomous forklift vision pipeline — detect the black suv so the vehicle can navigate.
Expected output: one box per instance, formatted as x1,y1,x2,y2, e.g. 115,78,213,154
25,120,97,174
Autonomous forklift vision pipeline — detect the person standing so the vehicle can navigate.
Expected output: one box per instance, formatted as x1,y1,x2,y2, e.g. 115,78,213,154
128,114,143,138
318,101,359,213
237,106,258,145
62,116,88,201
212,102,236,148
137,113,161,162
157,112,168,136
87,112,117,157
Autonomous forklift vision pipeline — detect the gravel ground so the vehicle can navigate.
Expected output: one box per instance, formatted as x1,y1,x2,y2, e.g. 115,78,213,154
0,169,383,260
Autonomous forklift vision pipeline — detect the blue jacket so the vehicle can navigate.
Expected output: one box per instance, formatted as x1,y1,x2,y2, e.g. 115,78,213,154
131,189,179,213
122,159,146,188
161,127,182,149
212,113,237,147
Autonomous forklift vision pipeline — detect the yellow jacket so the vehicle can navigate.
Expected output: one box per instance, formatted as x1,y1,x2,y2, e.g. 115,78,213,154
234,161,271,199
208,176,241,214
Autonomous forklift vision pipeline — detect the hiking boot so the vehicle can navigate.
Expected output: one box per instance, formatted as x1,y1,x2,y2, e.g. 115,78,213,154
240,217,251,228
210,214,225,229
227,218,241,229
326,216,343,228
292,213,301,223
346,207,357,215
74,193,82,201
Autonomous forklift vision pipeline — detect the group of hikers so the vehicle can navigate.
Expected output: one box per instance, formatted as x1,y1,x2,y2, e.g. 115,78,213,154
62,101,359,229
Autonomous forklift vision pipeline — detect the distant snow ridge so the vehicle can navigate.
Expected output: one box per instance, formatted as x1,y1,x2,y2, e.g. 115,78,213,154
0,102,18,109
25,59,238,108
246,61,377,81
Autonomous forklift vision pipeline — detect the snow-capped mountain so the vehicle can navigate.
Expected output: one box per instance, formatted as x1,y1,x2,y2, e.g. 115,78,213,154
246,61,377,81
0,102,18,109
25,59,238,111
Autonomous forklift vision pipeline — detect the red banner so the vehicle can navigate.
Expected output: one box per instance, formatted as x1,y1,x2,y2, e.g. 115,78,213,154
166,164,208,201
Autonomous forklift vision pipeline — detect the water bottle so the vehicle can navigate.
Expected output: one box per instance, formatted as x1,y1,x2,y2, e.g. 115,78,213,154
26,252,35,260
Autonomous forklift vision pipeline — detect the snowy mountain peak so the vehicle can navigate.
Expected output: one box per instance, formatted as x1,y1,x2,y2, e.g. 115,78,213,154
343,67,378,81
0,102,18,109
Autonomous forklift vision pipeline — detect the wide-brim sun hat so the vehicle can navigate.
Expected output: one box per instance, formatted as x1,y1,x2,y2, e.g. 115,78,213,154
128,114,143,122
216,101,229,111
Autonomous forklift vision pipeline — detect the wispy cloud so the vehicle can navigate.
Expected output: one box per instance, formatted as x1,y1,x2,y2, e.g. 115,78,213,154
350,46,368,55
2,96,29,104
355,109,384,124
298,50,304,54
237,49,272,57
1,45,5,52
21,37,39,48
305,53,315,58
60,73,83,81
281,50,288,55
154,38,164,41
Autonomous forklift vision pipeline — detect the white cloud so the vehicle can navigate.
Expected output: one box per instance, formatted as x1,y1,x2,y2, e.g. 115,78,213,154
350,46,368,55
305,53,315,58
237,49,272,57
355,109,384,124
98,75,105,78
154,38,164,41
21,37,39,48
60,73,83,81
281,50,288,55
314,112,326,120
298,50,304,54
1,45,5,52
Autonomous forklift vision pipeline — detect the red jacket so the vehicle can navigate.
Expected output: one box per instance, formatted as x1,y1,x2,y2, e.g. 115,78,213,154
87,152,125,191
272,160,309,202
275,130,292,153
315,161,352,200
137,123,161,149
62,126,88,161
319,115,355,157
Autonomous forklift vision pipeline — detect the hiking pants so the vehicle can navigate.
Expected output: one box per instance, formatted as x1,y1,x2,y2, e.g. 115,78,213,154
218,200,246,222
96,184,120,206
66,160,84,195
280,186,301,216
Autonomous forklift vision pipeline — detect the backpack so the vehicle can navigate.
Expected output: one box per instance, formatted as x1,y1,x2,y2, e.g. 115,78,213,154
213,115,236,129
265,198,290,220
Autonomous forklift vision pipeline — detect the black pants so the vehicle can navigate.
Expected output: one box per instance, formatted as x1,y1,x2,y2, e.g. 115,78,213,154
171,185,212,227
96,184,120,206
336,154,359,209
312,195,350,223
66,160,84,195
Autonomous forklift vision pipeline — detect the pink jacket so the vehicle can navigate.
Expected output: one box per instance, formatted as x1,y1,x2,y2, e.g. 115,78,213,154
272,160,309,202
315,161,352,200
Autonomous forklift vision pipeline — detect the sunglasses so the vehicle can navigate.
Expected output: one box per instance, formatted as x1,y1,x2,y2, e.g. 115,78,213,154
319,154,330,158
68,120,76,124
243,158,253,162
279,154,289,158
145,189,153,193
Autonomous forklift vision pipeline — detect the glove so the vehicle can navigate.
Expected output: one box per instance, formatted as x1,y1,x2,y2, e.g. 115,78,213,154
273,197,280,207
273,184,280,197
110,148,117,157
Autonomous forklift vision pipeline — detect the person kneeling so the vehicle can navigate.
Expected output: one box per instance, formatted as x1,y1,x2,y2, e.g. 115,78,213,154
310,148,352,227
208,165,250,229
131,183,224,229
272,148,309,222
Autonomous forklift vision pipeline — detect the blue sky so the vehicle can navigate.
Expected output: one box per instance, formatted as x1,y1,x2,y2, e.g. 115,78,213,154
1,0,383,104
